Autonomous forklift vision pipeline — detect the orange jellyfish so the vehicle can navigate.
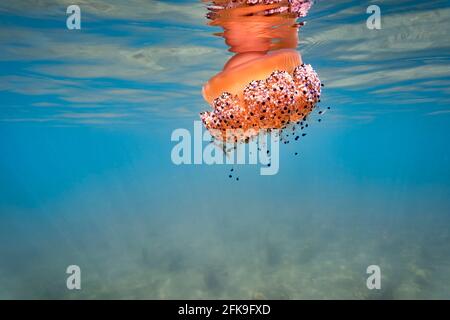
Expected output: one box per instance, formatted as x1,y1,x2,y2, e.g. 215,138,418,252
200,0,321,143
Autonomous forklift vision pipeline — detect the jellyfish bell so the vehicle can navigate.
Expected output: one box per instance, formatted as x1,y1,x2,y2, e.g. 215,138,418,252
200,0,320,143
203,49,302,105
201,63,321,142
222,52,265,72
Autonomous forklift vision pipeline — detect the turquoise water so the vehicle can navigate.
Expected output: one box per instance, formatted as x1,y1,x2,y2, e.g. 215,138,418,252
1,0,450,299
